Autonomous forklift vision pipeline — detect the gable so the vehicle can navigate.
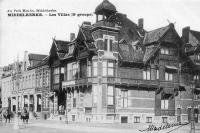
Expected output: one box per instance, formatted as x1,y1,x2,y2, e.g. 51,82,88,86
162,28,181,45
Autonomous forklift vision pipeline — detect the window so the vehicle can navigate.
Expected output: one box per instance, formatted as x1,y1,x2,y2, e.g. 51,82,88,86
67,63,78,80
93,85,98,105
108,62,114,76
194,75,199,80
121,90,128,108
87,61,91,77
72,63,78,79
67,63,72,80
93,61,98,76
53,67,59,83
107,86,114,105
103,35,114,52
165,72,173,81
161,100,169,109
143,68,151,80
40,73,42,87
161,48,169,55
146,117,152,123
134,117,140,123
156,69,159,79
102,61,107,76
73,98,76,107
197,54,200,60
102,61,114,76
162,117,168,123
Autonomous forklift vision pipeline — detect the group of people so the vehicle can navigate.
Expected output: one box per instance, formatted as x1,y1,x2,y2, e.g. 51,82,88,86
1,107,29,124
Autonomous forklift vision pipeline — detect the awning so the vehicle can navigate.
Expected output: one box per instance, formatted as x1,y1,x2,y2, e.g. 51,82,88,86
165,65,178,70
162,88,174,99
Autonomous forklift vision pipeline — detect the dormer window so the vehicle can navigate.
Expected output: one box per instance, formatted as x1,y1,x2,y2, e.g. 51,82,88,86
103,35,114,52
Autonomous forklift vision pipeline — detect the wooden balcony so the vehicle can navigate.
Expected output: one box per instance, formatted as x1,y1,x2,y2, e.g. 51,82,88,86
160,81,179,88
161,109,175,116
115,77,159,90
62,77,92,87
159,54,178,61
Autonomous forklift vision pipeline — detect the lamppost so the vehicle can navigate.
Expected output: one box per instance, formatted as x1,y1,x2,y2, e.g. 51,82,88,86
13,57,20,130
190,82,195,133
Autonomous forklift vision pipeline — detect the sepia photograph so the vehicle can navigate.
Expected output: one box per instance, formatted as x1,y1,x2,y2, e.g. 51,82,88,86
0,0,200,132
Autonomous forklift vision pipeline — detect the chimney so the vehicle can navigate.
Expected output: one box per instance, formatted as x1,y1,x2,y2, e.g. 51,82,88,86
182,26,190,44
138,18,144,29
70,33,75,41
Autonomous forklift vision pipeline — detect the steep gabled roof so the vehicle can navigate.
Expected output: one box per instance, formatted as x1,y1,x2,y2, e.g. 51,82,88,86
143,25,170,45
109,13,143,44
143,45,160,64
28,53,48,61
28,55,49,70
54,40,70,53
190,30,200,42
80,25,94,42
119,43,144,63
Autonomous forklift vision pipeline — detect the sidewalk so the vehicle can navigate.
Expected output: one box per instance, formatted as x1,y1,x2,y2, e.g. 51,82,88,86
28,119,188,133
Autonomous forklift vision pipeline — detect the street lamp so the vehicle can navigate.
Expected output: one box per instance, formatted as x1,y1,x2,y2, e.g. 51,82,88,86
190,83,195,133
13,58,20,130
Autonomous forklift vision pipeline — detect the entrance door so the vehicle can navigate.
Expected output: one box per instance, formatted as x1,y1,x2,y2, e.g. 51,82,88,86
188,108,191,122
194,109,199,123
121,116,128,123
177,108,181,123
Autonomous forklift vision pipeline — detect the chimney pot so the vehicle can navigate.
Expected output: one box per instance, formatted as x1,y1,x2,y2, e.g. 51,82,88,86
70,33,75,41
138,18,144,29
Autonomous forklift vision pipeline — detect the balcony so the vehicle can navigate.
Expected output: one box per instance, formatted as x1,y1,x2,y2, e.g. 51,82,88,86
115,77,159,89
62,77,92,87
161,109,175,116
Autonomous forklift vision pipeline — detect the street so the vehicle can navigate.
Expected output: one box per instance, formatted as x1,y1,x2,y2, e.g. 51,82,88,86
1,118,200,133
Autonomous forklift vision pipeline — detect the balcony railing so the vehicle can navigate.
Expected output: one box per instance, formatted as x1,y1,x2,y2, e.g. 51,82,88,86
115,77,159,88
161,109,175,116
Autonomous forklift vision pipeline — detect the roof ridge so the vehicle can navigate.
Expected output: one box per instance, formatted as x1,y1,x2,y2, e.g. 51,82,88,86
146,25,169,33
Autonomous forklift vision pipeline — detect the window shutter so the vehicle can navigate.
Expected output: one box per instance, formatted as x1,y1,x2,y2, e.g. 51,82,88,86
104,39,108,51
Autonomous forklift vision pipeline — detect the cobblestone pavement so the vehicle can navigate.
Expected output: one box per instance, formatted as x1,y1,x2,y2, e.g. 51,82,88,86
0,118,197,133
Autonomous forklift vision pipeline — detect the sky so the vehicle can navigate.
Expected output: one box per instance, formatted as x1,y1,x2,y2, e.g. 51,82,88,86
0,0,200,67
